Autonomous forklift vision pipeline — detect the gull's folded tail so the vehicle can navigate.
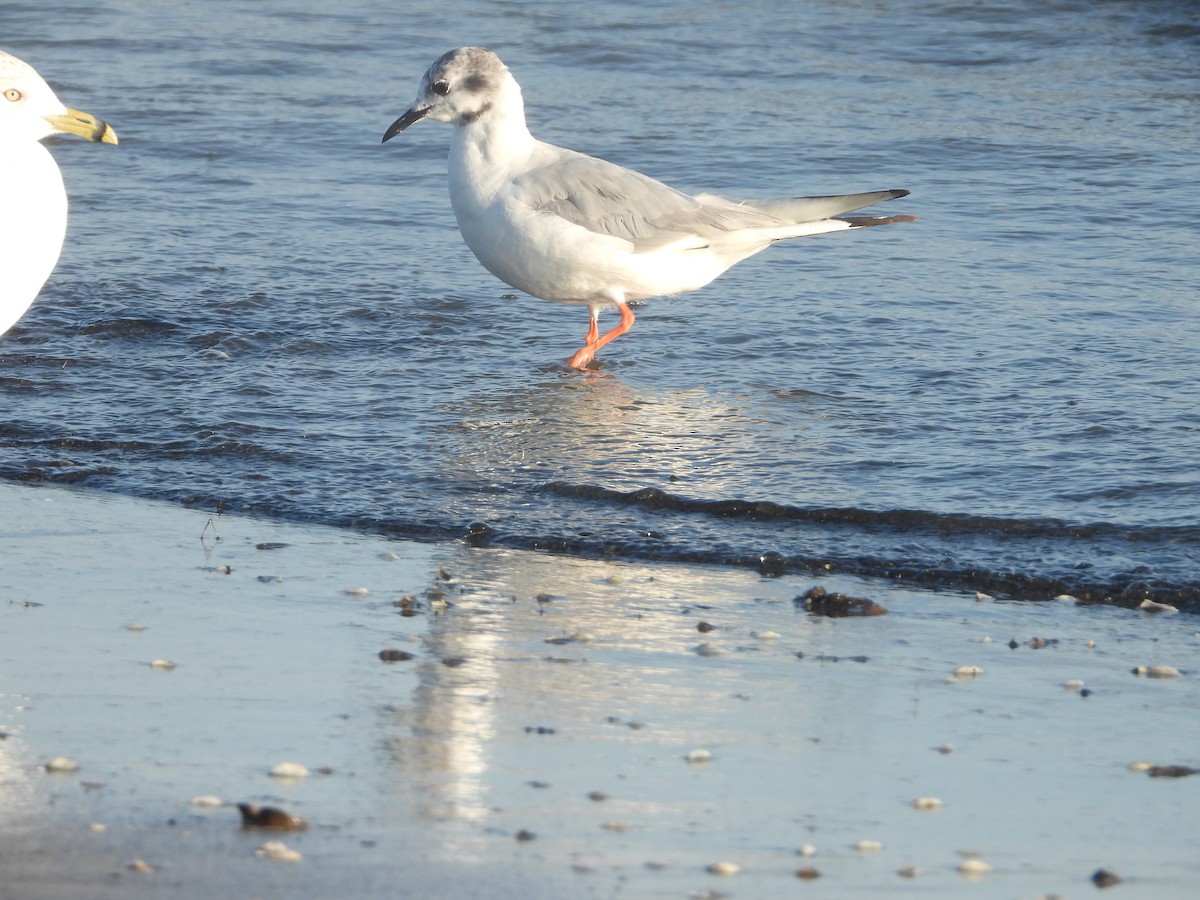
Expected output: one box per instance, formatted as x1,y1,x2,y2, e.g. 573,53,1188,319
744,189,909,223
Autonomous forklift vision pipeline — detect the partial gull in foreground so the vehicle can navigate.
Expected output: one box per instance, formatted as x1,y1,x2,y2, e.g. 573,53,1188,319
383,47,915,368
0,49,117,337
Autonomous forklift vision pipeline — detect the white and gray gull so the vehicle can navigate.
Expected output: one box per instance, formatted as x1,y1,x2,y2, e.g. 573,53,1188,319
383,47,914,369
1,50,117,338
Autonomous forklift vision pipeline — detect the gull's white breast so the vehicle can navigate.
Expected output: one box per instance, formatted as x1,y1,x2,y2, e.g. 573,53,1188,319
1,139,67,333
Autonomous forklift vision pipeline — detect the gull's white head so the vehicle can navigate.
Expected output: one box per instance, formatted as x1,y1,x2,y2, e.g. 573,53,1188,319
382,47,520,142
0,49,117,145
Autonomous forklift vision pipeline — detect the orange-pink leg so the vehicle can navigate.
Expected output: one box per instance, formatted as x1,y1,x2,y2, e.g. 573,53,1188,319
567,302,635,370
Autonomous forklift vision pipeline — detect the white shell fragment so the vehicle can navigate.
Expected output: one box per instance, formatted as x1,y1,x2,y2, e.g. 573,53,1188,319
149,659,177,670
1127,761,1154,772
912,796,942,811
1139,598,1178,613
954,665,983,677
270,761,310,779
855,839,883,853
796,843,817,857
753,630,781,641
1064,679,1086,691
189,795,224,808
684,749,712,764
256,840,303,862
1135,665,1181,679
958,859,992,876
343,587,369,596
44,756,80,773
706,861,740,876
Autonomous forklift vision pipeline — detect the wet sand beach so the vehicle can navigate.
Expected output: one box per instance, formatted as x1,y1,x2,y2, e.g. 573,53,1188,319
2,481,1197,898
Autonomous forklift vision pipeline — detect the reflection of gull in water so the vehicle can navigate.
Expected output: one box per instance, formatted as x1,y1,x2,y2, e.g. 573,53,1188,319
439,375,828,503
0,50,117,337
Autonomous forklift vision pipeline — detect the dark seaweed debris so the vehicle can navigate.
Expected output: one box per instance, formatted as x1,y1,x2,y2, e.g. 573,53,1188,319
797,587,887,618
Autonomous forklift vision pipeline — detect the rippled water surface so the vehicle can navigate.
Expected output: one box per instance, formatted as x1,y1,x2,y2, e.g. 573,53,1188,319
3,0,1198,606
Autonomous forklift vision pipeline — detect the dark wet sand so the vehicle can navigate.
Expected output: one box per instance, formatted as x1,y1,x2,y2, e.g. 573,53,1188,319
2,482,1198,898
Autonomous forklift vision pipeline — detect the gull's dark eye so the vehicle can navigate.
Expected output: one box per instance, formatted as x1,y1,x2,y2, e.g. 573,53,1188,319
432,80,450,96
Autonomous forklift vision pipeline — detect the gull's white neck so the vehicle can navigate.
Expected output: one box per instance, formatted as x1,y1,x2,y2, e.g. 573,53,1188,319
448,79,536,199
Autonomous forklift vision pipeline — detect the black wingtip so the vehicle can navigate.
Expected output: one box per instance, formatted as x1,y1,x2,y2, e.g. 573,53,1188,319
889,189,910,200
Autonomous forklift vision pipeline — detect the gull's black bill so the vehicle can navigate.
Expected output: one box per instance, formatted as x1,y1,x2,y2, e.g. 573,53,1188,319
382,105,431,143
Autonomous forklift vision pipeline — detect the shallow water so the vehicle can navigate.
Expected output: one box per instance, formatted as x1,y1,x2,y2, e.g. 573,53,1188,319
2,0,1199,607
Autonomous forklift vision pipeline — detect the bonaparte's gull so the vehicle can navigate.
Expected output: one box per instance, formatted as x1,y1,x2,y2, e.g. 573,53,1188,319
383,47,914,369
0,50,117,337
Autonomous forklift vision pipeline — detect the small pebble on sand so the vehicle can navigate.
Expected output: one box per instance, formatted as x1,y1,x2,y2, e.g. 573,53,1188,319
936,743,956,754
1147,764,1197,778
126,623,146,632
796,843,817,857
89,822,107,832
343,587,369,596
796,866,821,879
189,795,224,808
256,840,303,862
238,803,308,831
707,861,740,876
753,630,780,641
913,796,942,811
693,642,724,656
379,648,415,662
954,665,983,677
270,761,309,779
1064,679,1085,691
149,659,177,670
1054,594,1078,602
975,592,993,601
1127,761,1154,772
1092,868,1123,888
898,866,920,878
685,749,712,764
44,756,79,773
855,840,883,853
128,859,153,873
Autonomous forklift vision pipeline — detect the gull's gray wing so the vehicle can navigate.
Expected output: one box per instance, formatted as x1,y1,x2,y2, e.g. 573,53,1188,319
509,149,786,252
